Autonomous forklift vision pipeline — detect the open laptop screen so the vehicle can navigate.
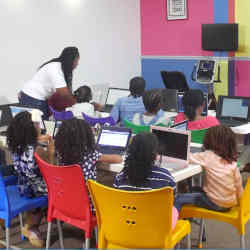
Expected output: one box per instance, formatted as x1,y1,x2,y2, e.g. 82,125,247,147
97,128,131,149
170,120,188,131
9,106,46,131
177,93,208,116
105,88,130,106
220,97,249,119
151,128,189,160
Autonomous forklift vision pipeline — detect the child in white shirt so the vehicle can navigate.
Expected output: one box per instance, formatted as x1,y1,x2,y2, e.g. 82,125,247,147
67,85,101,118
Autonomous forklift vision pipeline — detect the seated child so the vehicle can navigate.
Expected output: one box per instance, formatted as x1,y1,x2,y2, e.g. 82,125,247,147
6,110,54,247
54,118,122,209
132,89,171,126
175,125,243,212
66,85,101,118
174,89,219,130
114,132,178,229
110,76,146,126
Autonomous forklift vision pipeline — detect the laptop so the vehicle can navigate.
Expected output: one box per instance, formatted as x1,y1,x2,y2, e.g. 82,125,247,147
151,126,191,172
9,105,46,134
177,92,208,116
161,89,178,112
216,95,250,127
101,88,130,113
170,120,188,131
0,104,15,135
96,126,132,155
52,121,62,139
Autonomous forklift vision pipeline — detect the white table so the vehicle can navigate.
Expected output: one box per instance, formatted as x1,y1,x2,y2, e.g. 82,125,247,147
100,161,202,183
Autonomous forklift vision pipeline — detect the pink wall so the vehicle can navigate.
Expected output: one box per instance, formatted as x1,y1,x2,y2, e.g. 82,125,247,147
235,61,250,96
141,0,214,56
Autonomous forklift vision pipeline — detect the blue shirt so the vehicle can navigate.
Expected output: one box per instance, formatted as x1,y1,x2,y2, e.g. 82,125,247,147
110,96,145,126
113,165,176,195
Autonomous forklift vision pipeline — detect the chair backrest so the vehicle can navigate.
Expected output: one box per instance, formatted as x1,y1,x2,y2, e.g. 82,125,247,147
123,119,150,134
161,71,189,92
240,178,250,225
88,180,174,248
0,172,10,218
82,112,115,126
34,153,92,223
49,106,73,121
191,128,208,144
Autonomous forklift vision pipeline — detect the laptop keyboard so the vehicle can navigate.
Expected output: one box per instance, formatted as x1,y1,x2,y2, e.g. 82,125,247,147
99,148,125,155
219,119,246,127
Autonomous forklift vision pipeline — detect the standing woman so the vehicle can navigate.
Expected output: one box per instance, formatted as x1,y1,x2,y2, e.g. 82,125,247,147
19,47,79,119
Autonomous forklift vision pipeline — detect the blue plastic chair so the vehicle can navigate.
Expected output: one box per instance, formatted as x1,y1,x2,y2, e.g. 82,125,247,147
0,172,48,249
82,112,115,126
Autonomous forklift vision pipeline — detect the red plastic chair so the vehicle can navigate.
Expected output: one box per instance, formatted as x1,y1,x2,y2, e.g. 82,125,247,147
34,153,97,249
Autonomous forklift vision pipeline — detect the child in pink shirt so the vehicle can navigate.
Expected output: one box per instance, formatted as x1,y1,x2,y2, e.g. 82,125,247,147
175,125,243,211
174,89,219,130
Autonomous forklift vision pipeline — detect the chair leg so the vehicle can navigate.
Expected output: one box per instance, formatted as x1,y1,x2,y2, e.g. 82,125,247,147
198,219,205,248
46,222,52,250
85,238,91,249
187,233,191,250
6,227,10,250
94,226,98,246
241,234,246,250
19,214,25,240
56,220,64,249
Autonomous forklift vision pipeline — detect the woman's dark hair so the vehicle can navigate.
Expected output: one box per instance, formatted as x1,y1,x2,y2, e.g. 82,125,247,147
7,111,38,155
124,132,158,186
143,89,162,113
39,47,80,91
182,89,205,121
55,118,95,165
203,125,237,163
73,86,92,103
129,77,146,97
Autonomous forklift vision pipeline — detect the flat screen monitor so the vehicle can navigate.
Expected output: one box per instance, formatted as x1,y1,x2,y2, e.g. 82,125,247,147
202,23,238,51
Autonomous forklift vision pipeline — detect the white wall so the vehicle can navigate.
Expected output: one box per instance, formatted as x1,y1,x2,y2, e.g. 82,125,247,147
0,0,141,102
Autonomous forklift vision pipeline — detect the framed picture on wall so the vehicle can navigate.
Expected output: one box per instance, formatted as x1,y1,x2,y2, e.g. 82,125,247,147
167,0,187,20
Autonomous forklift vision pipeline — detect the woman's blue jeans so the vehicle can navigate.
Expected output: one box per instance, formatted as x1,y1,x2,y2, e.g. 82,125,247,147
19,91,49,120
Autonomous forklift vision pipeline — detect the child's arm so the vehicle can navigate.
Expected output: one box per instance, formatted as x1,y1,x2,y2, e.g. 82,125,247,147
234,167,244,203
98,154,123,164
189,151,208,167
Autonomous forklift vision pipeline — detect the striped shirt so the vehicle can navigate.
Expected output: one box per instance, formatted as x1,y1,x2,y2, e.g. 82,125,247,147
114,165,176,194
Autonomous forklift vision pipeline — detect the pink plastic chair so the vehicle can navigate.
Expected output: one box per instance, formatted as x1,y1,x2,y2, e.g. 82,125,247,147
34,153,97,249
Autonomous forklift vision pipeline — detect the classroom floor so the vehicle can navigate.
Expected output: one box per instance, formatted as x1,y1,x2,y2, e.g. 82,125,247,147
1,171,249,249
1,217,249,248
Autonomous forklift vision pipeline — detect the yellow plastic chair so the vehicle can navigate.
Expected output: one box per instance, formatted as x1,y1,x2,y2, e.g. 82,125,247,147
179,178,250,249
88,180,191,249
191,128,208,144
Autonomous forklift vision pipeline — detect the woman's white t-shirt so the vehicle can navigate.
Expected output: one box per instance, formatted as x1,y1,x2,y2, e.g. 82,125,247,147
22,62,67,101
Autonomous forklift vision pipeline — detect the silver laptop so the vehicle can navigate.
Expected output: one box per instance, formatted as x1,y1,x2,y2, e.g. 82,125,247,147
177,92,208,116
216,95,250,127
97,126,132,155
151,126,191,172
102,88,130,113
